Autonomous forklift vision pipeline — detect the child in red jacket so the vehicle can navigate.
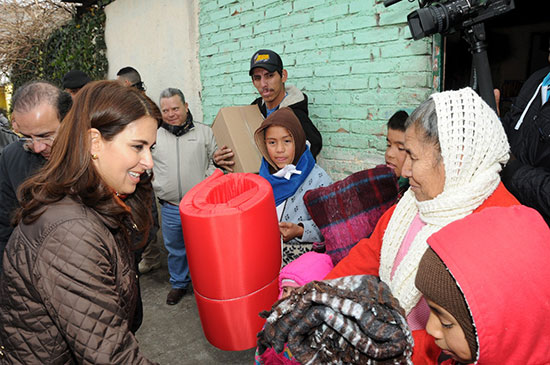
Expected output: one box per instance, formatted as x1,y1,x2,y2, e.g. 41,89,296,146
415,206,550,364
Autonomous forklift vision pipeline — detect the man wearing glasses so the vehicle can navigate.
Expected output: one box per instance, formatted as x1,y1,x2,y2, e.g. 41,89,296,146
0,81,72,271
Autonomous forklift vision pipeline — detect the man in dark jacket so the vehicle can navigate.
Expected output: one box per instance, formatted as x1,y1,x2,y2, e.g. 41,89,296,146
0,81,72,271
248,49,322,157
0,109,17,155
213,49,323,170
500,60,550,225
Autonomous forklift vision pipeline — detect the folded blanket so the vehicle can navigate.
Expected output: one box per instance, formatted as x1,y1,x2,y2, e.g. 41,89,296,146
257,275,413,364
303,166,398,265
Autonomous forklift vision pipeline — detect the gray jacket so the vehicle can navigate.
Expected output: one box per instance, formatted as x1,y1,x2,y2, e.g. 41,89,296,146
152,123,217,205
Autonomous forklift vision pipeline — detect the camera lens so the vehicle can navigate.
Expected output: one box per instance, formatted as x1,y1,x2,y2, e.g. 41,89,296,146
407,0,472,40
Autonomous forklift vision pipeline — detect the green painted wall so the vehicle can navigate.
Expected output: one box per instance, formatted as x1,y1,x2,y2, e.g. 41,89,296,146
198,0,434,180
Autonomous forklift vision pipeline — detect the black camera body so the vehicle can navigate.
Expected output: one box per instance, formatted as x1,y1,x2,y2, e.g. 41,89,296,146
407,0,515,40
383,0,515,111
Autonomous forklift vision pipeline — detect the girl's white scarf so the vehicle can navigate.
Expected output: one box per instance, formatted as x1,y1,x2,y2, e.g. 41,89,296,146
379,87,510,314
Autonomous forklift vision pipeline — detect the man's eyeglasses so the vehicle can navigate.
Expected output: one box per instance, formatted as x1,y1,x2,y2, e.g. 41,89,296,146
19,135,55,150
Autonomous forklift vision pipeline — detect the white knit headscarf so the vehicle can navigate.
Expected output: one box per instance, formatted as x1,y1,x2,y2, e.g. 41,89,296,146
379,87,510,314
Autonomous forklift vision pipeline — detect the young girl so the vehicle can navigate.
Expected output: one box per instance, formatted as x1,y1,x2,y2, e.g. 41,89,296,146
254,107,332,265
255,252,334,364
415,205,550,364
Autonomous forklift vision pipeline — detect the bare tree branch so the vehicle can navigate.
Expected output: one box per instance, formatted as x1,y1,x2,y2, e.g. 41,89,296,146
0,0,76,81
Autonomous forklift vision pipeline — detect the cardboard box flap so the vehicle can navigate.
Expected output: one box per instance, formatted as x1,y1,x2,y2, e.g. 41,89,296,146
212,105,264,173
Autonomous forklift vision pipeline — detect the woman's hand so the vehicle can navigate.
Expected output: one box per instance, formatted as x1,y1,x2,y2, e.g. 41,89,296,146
279,222,304,242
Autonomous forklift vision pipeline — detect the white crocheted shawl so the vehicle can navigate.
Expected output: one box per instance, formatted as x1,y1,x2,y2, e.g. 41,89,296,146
379,87,510,314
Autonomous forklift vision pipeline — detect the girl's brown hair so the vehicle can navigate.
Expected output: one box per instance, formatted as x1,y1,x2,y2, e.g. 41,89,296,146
15,80,161,248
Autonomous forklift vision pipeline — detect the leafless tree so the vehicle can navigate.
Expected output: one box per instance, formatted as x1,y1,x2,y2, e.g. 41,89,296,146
0,0,75,80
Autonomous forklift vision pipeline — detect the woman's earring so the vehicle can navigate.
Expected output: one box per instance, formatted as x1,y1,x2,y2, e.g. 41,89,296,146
91,154,98,160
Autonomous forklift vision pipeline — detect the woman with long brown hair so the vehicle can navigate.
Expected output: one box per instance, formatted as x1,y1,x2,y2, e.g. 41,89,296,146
0,81,160,364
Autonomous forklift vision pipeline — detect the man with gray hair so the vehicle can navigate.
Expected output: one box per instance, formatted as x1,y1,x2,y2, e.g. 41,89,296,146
0,81,72,271
152,87,217,305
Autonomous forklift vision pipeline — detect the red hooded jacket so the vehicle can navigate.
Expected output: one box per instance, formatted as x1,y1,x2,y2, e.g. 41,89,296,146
325,183,519,364
428,205,550,364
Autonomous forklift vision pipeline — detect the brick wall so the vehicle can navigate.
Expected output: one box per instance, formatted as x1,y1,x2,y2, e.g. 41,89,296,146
199,0,434,180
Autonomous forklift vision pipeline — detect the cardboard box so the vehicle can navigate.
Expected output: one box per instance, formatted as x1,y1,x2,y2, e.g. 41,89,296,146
212,105,265,173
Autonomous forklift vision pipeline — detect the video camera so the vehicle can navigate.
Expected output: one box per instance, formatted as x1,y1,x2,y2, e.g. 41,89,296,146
406,0,514,40
384,0,515,111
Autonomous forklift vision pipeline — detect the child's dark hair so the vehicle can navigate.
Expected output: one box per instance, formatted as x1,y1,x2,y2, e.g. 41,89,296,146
387,110,409,132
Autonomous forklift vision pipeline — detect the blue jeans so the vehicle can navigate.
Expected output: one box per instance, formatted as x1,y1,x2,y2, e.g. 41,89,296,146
161,203,190,289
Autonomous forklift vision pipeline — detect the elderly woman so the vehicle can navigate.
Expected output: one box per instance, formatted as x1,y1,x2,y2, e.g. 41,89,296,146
325,87,519,361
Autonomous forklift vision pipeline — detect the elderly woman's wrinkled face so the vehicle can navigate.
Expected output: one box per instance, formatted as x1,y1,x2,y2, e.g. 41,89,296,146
402,125,445,202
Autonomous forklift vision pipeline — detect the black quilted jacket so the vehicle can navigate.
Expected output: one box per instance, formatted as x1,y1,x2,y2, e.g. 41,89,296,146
501,66,550,224
0,197,157,364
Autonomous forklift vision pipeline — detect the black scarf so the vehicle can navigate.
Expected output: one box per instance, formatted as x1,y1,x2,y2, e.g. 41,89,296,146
161,110,194,137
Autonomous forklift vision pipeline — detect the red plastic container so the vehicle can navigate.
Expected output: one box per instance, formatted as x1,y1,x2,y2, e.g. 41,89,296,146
180,169,281,351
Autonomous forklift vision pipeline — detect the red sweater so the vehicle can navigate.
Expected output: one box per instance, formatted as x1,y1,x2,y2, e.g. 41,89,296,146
325,183,519,364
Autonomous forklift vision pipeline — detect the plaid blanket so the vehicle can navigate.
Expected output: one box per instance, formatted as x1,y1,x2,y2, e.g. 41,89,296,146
257,275,413,365
303,166,398,265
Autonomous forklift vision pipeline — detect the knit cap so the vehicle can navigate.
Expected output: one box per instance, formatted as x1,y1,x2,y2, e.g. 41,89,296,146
62,70,91,90
415,247,476,359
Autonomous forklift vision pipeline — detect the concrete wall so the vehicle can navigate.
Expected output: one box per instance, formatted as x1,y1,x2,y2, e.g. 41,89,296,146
105,0,204,122
198,0,434,180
